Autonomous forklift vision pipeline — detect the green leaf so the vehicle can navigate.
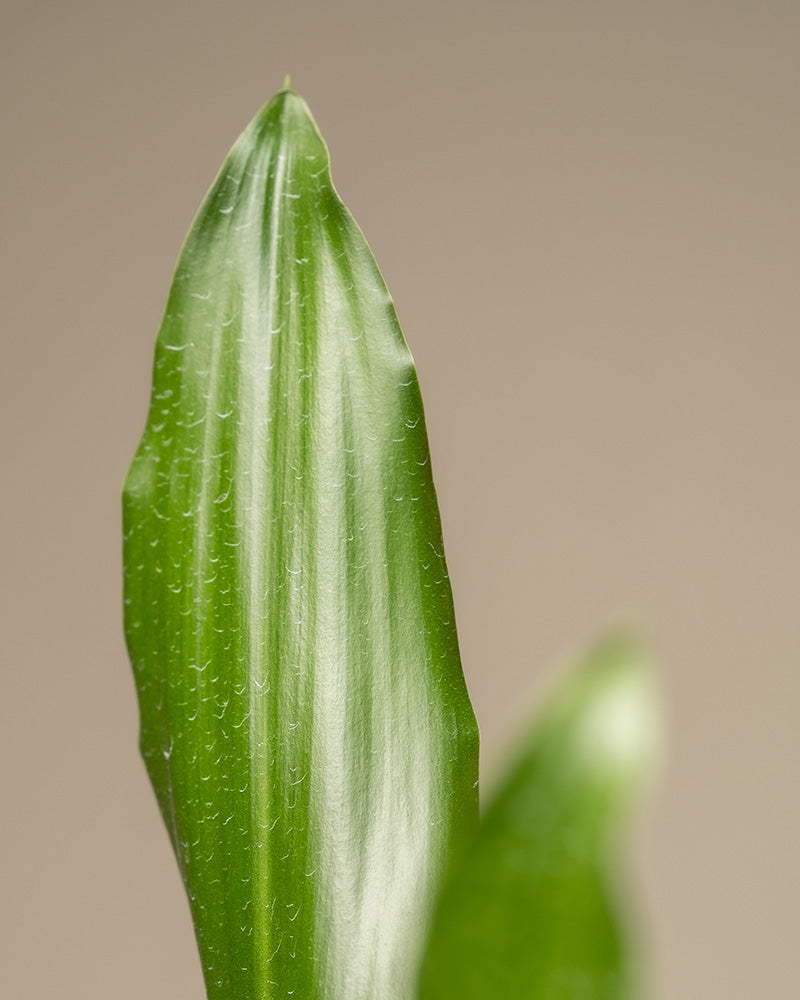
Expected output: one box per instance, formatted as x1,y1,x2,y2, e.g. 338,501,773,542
123,87,479,1000
417,637,660,1000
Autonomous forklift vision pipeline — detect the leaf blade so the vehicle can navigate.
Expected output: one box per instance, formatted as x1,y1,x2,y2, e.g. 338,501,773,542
123,89,479,1000
417,637,660,1000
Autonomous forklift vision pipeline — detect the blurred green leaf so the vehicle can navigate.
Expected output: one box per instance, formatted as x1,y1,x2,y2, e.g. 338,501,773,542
123,87,479,1000
417,637,660,1000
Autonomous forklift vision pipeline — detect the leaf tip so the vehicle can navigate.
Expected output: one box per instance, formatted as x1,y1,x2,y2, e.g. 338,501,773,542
563,633,664,807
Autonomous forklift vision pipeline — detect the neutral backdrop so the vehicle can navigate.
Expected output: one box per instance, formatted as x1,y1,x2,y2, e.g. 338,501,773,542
2,2,798,997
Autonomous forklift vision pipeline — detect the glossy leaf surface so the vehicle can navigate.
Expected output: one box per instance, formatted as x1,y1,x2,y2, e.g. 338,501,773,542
417,638,659,1000
123,88,479,1000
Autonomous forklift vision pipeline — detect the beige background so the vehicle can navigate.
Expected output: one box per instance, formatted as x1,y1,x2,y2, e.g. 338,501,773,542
2,1,798,997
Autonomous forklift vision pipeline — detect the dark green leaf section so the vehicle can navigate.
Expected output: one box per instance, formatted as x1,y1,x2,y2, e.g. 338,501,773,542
123,89,479,1000
417,638,659,1000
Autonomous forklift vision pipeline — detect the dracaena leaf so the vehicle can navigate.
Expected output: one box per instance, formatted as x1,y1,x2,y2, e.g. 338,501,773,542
123,87,479,1000
417,637,660,1000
